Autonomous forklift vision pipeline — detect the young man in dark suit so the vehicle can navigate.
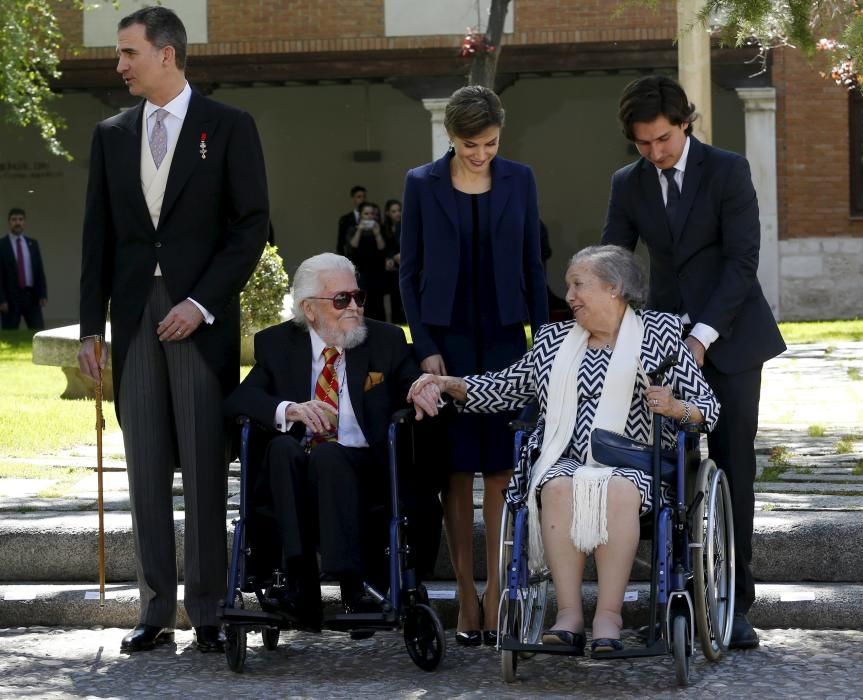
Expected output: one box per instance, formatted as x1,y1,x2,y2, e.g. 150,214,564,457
0,208,48,330
224,253,442,630
336,185,366,255
77,6,269,654
601,75,786,649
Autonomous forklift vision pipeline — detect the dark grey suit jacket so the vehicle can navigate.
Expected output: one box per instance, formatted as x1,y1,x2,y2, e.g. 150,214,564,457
79,91,269,415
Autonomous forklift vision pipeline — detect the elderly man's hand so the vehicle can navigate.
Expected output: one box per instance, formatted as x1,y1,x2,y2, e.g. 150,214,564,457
409,379,443,420
420,354,447,376
285,400,338,434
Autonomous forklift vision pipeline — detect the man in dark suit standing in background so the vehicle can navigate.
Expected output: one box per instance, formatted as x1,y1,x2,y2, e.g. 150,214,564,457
336,185,366,255
77,6,269,654
0,208,48,329
224,253,441,630
602,75,785,649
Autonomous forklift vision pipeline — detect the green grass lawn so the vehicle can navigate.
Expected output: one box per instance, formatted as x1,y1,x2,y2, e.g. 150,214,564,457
1,317,860,459
0,329,120,458
778,319,863,344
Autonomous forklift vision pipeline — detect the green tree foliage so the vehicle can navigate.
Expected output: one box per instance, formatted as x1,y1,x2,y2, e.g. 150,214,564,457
630,1,863,87
240,243,290,336
0,0,73,159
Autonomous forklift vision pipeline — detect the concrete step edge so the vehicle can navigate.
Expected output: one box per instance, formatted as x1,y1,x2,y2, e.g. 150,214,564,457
0,582,860,631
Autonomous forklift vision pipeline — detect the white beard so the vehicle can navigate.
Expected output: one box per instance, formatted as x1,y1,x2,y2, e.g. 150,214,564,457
317,318,368,349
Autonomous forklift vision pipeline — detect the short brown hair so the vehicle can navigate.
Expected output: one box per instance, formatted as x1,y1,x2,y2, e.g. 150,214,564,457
444,85,505,139
617,75,697,141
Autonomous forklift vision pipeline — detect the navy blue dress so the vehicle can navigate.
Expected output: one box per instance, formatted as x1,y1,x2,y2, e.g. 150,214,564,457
428,190,527,474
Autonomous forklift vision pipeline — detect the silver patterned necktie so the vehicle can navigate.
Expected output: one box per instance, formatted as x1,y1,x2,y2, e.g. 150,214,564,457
149,108,168,168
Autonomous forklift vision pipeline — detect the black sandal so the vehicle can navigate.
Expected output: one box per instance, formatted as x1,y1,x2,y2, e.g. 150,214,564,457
590,638,624,653
541,629,586,655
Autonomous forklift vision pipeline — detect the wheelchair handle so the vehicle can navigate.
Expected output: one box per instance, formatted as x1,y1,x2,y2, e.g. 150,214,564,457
647,353,677,386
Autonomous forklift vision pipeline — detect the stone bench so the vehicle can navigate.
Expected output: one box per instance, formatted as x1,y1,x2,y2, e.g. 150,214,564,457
33,324,114,401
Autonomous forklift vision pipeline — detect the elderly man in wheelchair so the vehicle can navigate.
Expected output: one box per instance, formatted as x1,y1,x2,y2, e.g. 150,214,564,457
409,245,723,665
224,253,441,633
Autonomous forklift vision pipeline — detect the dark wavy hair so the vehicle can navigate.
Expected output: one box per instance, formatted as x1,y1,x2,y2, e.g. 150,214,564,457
617,75,697,141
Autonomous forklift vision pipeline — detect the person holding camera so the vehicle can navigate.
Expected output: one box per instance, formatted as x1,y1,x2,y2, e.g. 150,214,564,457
345,202,387,321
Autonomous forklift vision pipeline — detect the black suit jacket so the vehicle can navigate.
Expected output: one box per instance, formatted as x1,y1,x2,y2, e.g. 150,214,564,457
602,137,785,374
79,91,269,413
224,318,420,461
0,235,47,303
337,210,358,255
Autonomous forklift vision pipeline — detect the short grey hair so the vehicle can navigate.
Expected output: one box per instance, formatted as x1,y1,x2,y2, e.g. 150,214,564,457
570,245,647,309
291,253,357,327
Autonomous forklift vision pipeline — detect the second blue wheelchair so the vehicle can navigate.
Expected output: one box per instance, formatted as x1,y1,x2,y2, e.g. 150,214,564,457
219,409,446,673
496,357,736,686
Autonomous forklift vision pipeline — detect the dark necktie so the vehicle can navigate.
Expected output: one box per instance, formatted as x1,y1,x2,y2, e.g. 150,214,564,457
15,237,27,289
662,168,680,227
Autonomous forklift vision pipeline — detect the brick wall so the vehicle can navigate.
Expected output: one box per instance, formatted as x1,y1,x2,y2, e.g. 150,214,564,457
57,0,676,59
773,46,863,239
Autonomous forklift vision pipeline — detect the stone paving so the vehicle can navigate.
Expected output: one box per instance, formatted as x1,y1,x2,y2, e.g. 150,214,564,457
1,626,862,699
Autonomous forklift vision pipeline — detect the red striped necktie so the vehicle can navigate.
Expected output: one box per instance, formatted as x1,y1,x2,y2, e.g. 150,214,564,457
310,346,340,446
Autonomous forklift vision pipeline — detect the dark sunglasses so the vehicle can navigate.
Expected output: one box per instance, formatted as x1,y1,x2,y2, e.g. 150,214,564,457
308,290,367,310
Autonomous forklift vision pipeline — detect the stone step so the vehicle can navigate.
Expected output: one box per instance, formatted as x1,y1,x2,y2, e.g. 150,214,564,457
2,503,863,584
0,581,859,632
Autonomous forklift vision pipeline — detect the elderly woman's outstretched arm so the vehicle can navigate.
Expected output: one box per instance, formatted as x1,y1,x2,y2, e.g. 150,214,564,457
408,325,548,418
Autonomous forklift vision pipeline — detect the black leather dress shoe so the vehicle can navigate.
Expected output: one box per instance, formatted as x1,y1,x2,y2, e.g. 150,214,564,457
193,625,225,653
120,624,174,653
455,630,483,647
729,613,760,650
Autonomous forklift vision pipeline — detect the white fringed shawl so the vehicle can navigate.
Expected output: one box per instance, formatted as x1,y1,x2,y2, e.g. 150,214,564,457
526,306,645,569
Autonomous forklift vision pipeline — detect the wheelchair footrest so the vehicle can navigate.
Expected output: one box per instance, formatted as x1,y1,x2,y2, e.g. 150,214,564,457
219,607,282,625
500,638,585,657
324,611,397,631
589,638,668,660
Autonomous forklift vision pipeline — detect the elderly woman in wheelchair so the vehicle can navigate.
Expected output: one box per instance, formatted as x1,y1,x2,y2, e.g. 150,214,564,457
409,245,719,655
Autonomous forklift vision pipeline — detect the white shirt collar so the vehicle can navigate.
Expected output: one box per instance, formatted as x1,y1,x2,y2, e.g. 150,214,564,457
654,135,691,177
309,327,344,358
144,81,192,122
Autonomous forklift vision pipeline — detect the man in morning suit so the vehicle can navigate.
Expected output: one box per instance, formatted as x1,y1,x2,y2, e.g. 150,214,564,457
0,208,48,330
77,6,269,654
601,75,786,649
224,253,441,631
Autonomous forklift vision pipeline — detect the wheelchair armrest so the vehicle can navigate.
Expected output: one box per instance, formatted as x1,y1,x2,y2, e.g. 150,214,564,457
680,421,708,434
392,400,459,426
508,419,538,433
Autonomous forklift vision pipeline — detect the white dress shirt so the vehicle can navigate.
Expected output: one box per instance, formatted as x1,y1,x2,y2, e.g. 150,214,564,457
274,328,369,448
143,82,213,324
652,136,718,351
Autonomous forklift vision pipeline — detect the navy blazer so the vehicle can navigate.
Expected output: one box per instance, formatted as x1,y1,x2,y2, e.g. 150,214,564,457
0,235,47,304
399,152,549,361
602,136,785,374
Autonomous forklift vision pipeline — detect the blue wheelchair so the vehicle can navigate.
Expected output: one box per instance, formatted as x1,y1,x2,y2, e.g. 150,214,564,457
496,356,735,686
219,409,446,673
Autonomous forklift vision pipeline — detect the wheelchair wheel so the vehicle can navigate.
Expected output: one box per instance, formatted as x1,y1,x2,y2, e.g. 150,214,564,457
691,459,736,661
261,626,279,651
671,614,690,687
500,599,520,683
403,603,445,671
498,504,550,654
224,592,247,672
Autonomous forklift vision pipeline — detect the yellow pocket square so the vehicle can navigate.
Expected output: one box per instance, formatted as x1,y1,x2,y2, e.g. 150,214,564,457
364,372,384,391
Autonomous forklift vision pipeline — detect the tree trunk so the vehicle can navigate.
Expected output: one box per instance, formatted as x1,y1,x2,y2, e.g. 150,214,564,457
469,0,512,87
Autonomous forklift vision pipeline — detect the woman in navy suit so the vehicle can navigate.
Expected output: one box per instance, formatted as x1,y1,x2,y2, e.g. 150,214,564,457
400,86,548,645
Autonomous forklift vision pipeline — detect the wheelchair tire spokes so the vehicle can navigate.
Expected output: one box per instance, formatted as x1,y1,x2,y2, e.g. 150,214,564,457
403,603,445,672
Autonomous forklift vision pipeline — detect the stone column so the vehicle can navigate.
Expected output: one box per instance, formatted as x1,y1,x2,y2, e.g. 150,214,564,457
736,87,780,319
421,98,450,160
677,0,712,144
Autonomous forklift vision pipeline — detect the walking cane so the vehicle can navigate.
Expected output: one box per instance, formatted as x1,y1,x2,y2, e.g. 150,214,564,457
94,336,106,605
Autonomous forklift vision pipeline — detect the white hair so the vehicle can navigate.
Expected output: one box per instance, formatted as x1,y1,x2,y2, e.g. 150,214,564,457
291,253,357,328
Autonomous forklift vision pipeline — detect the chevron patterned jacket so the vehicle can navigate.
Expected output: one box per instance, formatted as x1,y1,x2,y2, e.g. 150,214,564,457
461,310,720,504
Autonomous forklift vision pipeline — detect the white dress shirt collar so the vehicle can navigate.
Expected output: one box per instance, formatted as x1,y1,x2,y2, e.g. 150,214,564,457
309,327,344,358
145,81,192,123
